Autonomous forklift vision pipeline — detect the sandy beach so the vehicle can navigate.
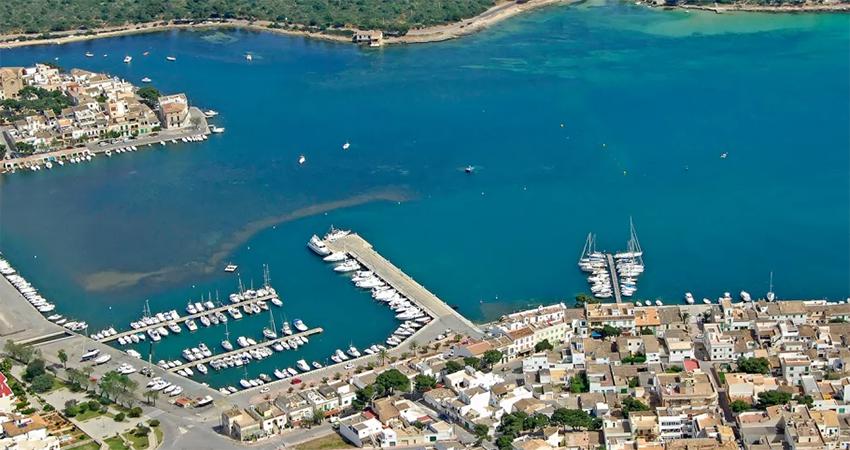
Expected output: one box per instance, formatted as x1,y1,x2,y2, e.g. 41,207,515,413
0,0,572,50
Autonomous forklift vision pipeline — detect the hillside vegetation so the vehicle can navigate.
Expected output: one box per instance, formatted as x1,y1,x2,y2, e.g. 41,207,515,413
0,0,496,35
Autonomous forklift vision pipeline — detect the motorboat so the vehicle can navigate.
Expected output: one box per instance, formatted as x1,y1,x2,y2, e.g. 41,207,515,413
123,56,132,63
141,77,152,83
740,291,752,302
323,252,347,262
298,155,306,165
286,368,298,376
293,319,307,332
270,297,283,307
221,340,233,351
237,336,250,348
80,349,100,361
186,320,198,331
274,369,287,379
263,328,278,339
224,263,238,272
685,292,695,304
85,52,94,57
347,346,361,358
312,361,322,369
281,321,292,335
199,315,211,327
296,359,310,371
334,260,361,273
166,56,176,61
703,298,712,305
196,363,208,375
335,349,348,361
239,379,252,389
307,235,330,256
655,300,663,306
93,354,111,365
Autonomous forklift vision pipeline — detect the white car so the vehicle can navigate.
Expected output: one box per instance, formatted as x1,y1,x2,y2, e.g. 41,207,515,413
260,387,270,394
344,363,354,370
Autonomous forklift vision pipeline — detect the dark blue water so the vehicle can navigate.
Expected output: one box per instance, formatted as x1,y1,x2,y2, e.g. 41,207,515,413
1,2,848,387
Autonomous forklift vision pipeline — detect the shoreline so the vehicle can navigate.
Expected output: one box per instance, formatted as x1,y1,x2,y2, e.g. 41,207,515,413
0,0,572,50
0,0,846,51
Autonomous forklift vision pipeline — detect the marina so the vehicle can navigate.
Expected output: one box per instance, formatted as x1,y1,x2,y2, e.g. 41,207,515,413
578,219,645,304
164,327,323,373
96,290,280,343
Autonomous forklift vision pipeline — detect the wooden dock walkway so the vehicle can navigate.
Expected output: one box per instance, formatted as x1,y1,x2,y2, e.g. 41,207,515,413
165,327,323,372
325,234,481,336
605,254,623,304
98,294,279,343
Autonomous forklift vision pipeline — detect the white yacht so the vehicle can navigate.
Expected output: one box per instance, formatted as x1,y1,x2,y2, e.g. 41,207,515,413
186,320,198,331
293,319,308,332
263,328,277,339
85,52,94,57
166,56,176,61
270,297,283,307
221,339,233,351
123,56,132,63
307,235,330,256
685,292,695,304
237,336,250,348
347,346,361,358
342,142,350,150
211,126,225,133
296,359,310,372
141,77,152,83
702,298,712,305
224,263,238,272
323,252,347,262
94,354,112,365
334,260,360,273
204,110,219,117
298,155,306,165
740,291,752,302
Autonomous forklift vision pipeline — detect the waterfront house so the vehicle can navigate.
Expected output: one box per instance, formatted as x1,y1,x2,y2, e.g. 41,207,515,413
0,67,24,101
0,414,59,450
352,31,383,47
157,93,189,129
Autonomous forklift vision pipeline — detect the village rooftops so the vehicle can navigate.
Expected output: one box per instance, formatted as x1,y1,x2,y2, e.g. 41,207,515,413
1,415,48,438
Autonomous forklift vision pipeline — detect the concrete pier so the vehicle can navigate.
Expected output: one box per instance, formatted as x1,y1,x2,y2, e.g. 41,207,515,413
605,254,623,304
98,294,279,343
325,233,482,337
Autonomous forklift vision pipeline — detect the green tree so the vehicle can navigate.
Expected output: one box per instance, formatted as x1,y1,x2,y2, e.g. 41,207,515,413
737,357,770,375
552,408,595,430
757,390,792,409
463,357,481,370
534,339,553,352
4,341,36,364
665,366,683,373
569,372,588,393
144,390,159,407
414,375,437,393
472,423,489,440
444,360,464,374
621,397,649,417
597,325,622,338
575,293,599,306
136,86,161,107
352,384,381,411
730,400,752,413
23,358,46,382
622,352,646,364
377,348,388,366
482,350,503,369
30,373,54,393
640,327,654,335
794,394,814,407
57,349,67,370
375,369,410,394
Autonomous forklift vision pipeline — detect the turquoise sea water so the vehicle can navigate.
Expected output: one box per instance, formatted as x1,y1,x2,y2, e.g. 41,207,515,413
1,2,848,387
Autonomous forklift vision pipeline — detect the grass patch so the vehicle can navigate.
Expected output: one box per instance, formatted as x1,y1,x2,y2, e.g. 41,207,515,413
296,433,354,450
153,426,162,446
122,431,149,450
74,408,104,422
104,436,130,450
72,443,101,450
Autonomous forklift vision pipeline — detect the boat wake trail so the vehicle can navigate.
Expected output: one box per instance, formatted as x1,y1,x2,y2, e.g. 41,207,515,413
81,187,414,292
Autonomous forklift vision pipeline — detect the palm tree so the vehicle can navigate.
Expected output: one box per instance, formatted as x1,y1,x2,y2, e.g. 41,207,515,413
144,389,159,406
81,367,94,392
681,312,691,323
57,349,67,370
409,340,419,354
377,348,388,366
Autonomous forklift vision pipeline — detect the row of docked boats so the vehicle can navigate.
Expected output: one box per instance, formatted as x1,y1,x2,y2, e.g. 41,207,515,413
578,220,646,299
0,255,89,331
145,377,184,397
11,150,95,174
105,145,138,156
